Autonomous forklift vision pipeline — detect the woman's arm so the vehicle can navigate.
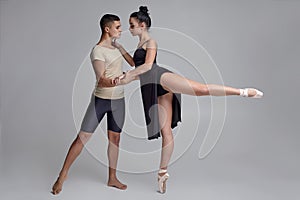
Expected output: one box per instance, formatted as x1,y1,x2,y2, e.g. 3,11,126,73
120,39,157,84
118,45,135,67
112,40,135,67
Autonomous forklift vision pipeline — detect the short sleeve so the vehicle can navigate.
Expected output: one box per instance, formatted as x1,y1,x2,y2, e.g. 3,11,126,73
90,46,105,62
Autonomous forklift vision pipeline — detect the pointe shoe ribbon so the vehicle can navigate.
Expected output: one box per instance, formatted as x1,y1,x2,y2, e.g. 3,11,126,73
240,88,263,98
158,169,169,194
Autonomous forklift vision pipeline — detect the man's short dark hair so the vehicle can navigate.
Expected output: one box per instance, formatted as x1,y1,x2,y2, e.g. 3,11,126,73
100,14,120,32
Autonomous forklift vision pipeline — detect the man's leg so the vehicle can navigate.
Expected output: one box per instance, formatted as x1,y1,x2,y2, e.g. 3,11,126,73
52,131,92,195
52,95,104,194
107,130,127,190
106,98,126,190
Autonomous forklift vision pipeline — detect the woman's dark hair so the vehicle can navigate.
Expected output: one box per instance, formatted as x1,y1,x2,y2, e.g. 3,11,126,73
99,14,120,33
130,6,151,29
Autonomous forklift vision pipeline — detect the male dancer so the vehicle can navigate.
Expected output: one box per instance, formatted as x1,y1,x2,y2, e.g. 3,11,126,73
52,14,133,195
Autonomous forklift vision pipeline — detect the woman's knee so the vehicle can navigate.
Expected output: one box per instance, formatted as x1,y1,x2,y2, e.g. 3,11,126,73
161,127,173,138
194,84,209,96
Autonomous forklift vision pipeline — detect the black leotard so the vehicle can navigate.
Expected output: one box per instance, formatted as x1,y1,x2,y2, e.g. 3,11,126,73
133,47,181,140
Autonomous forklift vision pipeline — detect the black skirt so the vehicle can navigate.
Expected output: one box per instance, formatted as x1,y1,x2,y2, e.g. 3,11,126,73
139,64,181,140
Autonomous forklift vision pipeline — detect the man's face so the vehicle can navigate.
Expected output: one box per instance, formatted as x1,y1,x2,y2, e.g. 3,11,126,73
107,20,122,39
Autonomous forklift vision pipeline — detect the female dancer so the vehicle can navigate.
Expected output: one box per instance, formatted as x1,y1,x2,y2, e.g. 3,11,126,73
113,6,263,193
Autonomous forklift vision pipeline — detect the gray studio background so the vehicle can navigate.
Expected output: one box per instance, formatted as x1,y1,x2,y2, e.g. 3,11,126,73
1,0,299,200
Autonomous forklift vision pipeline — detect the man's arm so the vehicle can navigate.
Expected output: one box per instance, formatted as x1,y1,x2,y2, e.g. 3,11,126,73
92,60,116,87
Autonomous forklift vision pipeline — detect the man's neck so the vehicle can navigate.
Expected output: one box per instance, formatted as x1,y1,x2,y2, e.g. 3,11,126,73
98,35,114,47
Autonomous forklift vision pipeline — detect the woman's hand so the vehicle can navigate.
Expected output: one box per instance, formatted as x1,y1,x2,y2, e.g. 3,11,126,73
112,71,136,85
112,39,122,49
112,73,125,85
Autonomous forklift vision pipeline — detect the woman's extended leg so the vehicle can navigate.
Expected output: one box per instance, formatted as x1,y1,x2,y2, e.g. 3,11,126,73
157,92,174,193
160,72,261,97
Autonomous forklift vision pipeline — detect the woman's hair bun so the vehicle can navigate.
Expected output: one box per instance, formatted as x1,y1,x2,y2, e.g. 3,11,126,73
139,6,149,15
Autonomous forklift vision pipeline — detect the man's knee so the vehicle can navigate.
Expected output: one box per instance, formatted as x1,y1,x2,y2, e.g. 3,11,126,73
77,131,92,145
108,131,121,145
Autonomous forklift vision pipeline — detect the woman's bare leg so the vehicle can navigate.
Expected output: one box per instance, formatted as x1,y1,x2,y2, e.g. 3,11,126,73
107,130,127,190
157,92,174,193
52,131,92,195
157,92,174,171
160,72,258,97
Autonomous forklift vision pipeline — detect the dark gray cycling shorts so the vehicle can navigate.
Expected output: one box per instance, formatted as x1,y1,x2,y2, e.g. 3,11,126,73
80,95,125,133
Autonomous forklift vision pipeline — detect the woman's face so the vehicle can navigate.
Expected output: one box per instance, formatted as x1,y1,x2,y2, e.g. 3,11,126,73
129,17,142,36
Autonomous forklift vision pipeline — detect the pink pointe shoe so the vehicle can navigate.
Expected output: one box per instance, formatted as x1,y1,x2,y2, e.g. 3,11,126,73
158,169,169,194
240,88,263,98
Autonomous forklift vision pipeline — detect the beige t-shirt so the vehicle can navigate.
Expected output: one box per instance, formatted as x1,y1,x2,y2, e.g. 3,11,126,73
90,45,124,99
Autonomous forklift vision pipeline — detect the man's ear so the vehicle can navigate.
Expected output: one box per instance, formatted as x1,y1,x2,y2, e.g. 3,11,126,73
105,26,109,33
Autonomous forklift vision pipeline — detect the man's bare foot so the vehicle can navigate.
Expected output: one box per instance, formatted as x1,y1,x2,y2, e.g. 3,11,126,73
51,176,66,195
107,177,127,190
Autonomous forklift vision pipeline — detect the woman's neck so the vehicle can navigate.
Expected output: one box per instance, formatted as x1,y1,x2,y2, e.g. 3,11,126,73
139,32,150,43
